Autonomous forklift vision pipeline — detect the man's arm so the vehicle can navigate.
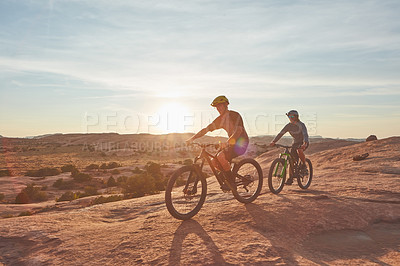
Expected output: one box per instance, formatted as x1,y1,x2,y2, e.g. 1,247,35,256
186,116,220,144
301,122,309,144
271,124,289,144
188,128,209,142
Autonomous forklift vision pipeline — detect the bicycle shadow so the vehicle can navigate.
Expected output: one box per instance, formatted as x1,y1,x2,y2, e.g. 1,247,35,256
168,219,229,265
244,202,301,265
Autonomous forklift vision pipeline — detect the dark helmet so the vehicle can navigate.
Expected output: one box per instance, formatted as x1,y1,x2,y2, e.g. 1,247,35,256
286,110,299,117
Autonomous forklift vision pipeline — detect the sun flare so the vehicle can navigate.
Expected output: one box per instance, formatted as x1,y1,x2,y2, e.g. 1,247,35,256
156,102,190,133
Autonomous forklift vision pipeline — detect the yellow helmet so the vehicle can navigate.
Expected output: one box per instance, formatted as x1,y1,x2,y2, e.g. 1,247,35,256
211,95,229,107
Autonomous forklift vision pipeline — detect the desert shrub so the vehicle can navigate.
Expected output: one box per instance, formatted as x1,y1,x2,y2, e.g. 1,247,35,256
83,186,98,196
25,167,61,177
111,169,120,175
71,170,92,182
57,191,79,202
0,193,5,201
100,162,121,170
145,161,166,191
53,178,64,188
0,169,11,177
107,176,117,187
85,164,99,171
92,195,123,205
61,164,78,173
52,178,74,190
15,191,30,204
145,162,161,175
117,176,128,184
15,184,48,204
123,173,156,198
18,211,32,217
183,159,193,166
132,167,143,174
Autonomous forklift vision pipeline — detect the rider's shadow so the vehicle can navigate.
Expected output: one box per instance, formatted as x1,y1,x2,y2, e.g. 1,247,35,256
168,220,229,265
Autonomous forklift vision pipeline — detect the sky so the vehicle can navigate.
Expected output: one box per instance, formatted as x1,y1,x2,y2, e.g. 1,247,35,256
1,0,399,139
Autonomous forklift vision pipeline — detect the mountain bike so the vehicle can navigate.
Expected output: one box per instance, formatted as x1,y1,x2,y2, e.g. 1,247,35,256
165,143,263,220
268,144,313,194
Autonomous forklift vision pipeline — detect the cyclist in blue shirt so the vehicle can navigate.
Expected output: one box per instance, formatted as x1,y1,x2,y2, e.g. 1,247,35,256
270,110,309,184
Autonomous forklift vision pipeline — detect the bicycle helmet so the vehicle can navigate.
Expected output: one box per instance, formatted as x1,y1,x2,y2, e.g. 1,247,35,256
286,110,299,117
211,95,229,107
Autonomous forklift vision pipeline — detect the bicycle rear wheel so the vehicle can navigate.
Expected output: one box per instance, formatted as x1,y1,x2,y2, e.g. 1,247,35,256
231,158,263,203
165,165,207,220
297,159,313,189
268,158,286,194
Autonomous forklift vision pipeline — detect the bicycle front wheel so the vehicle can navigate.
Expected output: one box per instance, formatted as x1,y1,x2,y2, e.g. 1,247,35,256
231,158,263,203
165,165,207,220
268,158,286,194
297,159,313,189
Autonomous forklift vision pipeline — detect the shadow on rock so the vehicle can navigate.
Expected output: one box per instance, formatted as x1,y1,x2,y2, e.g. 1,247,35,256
169,219,229,265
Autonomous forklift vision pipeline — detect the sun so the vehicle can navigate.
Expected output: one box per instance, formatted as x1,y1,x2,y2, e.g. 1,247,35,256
156,102,190,133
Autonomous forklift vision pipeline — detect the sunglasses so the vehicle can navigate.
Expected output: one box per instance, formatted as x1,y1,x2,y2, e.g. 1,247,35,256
288,116,296,118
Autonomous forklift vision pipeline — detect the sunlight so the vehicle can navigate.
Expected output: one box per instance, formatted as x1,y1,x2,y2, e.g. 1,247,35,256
156,102,190,133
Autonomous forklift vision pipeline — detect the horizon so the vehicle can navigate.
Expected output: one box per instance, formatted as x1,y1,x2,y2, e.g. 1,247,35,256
1,1,400,139
0,131,390,141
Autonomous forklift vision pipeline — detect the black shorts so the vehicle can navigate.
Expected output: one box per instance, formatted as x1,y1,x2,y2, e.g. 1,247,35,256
291,142,309,151
222,143,248,162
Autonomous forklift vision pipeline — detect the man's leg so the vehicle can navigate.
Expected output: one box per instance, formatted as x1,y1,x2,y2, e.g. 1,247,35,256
297,148,306,164
216,152,231,171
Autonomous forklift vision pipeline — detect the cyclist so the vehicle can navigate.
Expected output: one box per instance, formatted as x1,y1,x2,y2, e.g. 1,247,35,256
269,110,309,185
186,95,249,189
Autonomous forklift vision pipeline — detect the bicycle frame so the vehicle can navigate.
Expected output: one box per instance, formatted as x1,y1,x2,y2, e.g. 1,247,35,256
184,144,229,193
274,146,297,178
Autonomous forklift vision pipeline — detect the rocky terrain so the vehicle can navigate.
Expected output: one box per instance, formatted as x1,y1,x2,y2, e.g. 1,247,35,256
0,136,399,265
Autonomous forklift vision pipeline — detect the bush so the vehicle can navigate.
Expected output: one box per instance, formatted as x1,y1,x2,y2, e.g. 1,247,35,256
0,193,5,201
145,161,166,191
53,178,74,190
117,176,128,184
100,162,122,170
85,164,99,171
53,178,64,188
145,162,161,175
183,159,193,166
57,191,79,202
132,167,143,174
83,186,98,196
92,195,123,205
19,211,32,217
0,169,11,177
71,170,92,182
123,173,156,198
111,169,120,175
61,164,78,173
107,176,117,187
15,191,30,204
25,167,61,177
15,184,48,204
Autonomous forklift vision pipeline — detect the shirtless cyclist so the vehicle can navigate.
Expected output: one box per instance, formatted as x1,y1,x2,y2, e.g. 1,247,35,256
186,95,249,189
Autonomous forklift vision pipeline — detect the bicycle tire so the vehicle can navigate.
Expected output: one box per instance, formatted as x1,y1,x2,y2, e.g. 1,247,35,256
165,165,207,220
231,158,263,203
268,158,286,194
297,159,313,189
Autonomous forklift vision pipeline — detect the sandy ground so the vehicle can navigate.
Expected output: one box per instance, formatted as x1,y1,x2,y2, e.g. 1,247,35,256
0,137,399,265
